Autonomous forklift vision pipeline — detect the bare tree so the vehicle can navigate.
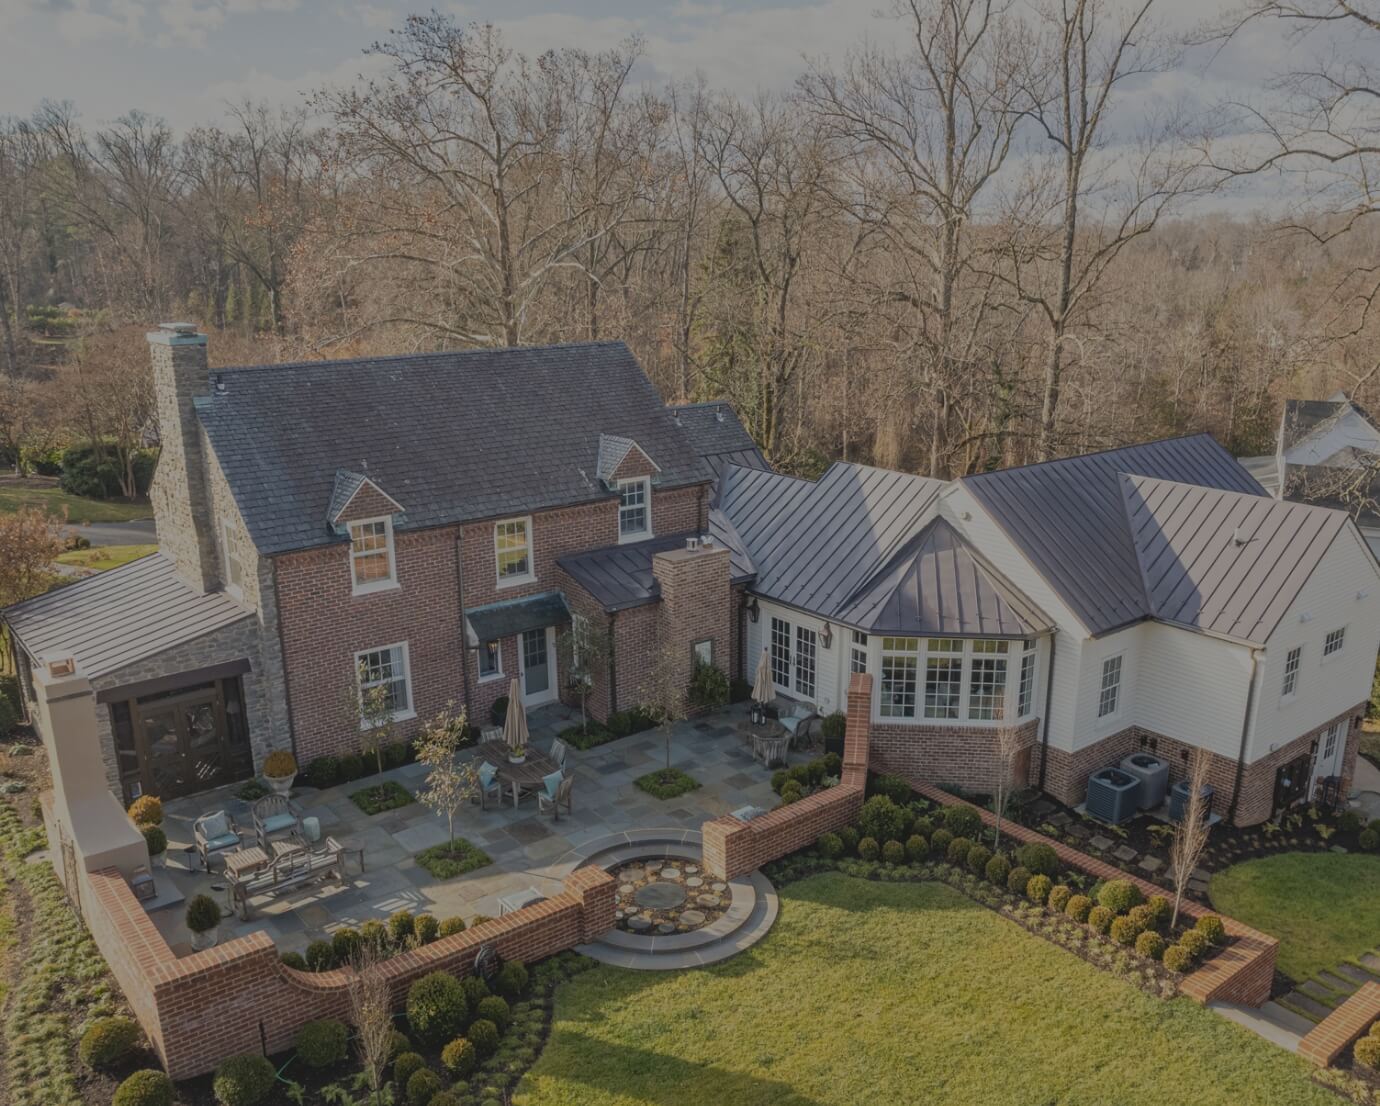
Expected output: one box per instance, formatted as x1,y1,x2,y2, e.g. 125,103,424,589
0,505,64,609
641,640,689,779
557,616,610,738
991,725,1024,849
57,324,156,498
345,943,394,1106
1169,749,1212,929
345,661,398,803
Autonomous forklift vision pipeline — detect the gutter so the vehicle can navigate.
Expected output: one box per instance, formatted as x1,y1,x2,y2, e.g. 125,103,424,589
606,611,619,715
1037,632,1057,790
1225,647,1262,824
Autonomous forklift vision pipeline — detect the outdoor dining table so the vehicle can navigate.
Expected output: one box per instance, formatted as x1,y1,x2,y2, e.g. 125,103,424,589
474,740,560,808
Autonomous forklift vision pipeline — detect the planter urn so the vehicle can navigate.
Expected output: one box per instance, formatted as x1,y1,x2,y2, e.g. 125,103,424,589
190,925,219,951
264,771,296,797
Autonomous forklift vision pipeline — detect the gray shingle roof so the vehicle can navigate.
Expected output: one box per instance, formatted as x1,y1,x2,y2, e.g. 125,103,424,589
1122,474,1349,644
3,554,251,677
668,403,769,486
557,524,756,612
198,341,710,556
836,518,1051,637
961,434,1265,635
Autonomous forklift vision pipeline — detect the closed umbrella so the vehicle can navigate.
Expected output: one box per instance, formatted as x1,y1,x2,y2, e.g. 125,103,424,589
751,648,773,724
503,677,529,755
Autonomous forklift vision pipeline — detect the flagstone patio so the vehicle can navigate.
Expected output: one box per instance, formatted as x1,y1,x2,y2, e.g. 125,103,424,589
153,701,803,956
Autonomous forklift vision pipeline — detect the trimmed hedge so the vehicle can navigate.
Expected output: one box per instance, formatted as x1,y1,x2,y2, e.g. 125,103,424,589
212,1054,276,1106
113,1070,174,1106
295,1018,348,1068
78,1016,139,1068
407,971,470,1046
1097,879,1143,915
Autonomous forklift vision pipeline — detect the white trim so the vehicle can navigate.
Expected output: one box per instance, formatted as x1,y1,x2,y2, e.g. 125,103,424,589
354,641,415,724
349,516,399,595
333,476,405,524
494,516,536,587
1280,644,1303,703
477,638,505,683
1321,625,1346,664
616,477,653,543
519,625,558,706
1097,653,1124,720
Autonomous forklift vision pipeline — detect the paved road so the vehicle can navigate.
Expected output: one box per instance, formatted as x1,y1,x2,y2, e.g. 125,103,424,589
67,518,157,547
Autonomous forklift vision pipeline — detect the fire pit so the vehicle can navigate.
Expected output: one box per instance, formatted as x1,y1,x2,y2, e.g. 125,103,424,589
612,857,732,935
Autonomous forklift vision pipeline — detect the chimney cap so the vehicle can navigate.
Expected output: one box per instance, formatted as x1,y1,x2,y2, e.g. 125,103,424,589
160,322,199,335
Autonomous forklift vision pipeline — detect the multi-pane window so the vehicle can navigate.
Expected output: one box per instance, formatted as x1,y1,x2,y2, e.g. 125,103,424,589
618,477,650,539
477,639,502,680
924,638,963,720
222,519,245,598
850,630,869,674
881,637,920,718
795,626,817,699
968,639,1009,721
770,617,792,688
494,518,533,583
356,644,411,718
1324,628,1346,659
349,518,395,591
1017,639,1037,717
1098,655,1123,718
1282,646,1302,698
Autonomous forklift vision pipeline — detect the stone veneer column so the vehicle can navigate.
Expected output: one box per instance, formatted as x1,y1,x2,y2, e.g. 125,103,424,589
147,323,218,592
650,541,732,693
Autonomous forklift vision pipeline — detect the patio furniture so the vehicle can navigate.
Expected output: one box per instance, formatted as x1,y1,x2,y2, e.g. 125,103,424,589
548,736,568,770
778,702,818,746
481,726,503,744
752,731,791,768
193,810,242,871
474,739,560,807
538,775,574,821
498,887,545,916
226,836,348,921
221,846,270,907
252,794,304,850
301,816,321,842
476,760,505,810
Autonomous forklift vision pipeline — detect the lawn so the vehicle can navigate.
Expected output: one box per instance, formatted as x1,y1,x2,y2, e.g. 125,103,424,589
0,479,150,524
1210,852,1380,982
517,873,1337,1106
54,544,157,572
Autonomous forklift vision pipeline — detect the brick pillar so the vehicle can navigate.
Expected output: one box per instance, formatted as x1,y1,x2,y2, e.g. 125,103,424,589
650,541,731,696
563,866,616,942
147,323,218,592
843,672,872,789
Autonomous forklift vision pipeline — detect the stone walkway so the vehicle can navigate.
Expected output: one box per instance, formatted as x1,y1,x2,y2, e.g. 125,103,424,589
155,702,801,956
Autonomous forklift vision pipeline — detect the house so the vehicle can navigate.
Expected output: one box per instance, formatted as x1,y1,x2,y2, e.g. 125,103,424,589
4,324,1377,828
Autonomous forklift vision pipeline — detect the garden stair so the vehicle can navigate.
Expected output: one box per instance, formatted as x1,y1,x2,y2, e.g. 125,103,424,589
1275,950,1380,1027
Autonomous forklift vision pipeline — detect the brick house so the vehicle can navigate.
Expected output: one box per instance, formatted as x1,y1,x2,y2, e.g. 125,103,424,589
4,324,1378,827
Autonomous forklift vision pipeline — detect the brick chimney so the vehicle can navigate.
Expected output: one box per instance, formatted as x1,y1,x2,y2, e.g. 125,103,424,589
147,323,218,592
651,539,731,695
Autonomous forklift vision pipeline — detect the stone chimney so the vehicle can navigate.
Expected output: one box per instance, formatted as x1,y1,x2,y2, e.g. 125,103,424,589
147,323,218,592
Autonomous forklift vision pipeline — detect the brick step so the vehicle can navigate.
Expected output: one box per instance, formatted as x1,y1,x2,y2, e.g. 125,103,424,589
1317,970,1360,995
1299,979,1345,1006
1259,1000,1321,1038
1336,962,1379,984
1278,992,1332,1023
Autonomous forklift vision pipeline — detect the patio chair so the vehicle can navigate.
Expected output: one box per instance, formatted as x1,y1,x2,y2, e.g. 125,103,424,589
778,702,818,746
548,736,568,770
193,809,242,871
476,761,505,810
252,794,304,851
538,775,574,821
752,732,791,768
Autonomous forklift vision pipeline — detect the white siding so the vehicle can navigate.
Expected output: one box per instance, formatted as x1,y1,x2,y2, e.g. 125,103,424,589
1134,622,1253,761
1250,524,1380,762
1283,406,1380,467
1068,628,1138,750
744,600,844,713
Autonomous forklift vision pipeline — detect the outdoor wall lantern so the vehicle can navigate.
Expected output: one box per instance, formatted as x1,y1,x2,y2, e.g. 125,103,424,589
745,596,760,623
820,622,834,648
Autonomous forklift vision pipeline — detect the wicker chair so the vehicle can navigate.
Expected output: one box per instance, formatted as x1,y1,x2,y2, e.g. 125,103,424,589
252,794,304,850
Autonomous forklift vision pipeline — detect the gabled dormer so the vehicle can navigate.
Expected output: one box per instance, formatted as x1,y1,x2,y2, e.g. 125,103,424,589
328,469,406,595
596,434,661,543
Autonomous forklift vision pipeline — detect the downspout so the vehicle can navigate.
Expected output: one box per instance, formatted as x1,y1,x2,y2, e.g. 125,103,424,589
1225,647,1262,825
454,533,473,712
268,556,298,761
1037,633,1057,790
606,611,619,716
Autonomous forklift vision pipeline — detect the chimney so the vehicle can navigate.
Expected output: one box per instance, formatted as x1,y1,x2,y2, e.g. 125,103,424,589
147,323,219,592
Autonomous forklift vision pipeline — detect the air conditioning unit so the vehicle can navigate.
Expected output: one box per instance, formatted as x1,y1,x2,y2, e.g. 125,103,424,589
1085,766,1141,825
1168,780,1215,823
1119,752,1170,811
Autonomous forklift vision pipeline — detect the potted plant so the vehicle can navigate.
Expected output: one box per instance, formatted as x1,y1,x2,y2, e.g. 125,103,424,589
262,750,298,796
507,743,527,765
186,893,222,950
141,824,167,870
127,795,163,827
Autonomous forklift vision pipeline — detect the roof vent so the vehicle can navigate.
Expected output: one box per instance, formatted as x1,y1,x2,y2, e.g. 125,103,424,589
45,657,76,678
700,534,714,548
213,373,226,395
1232,526,1250,547
686,536,699,551
714,405,725,423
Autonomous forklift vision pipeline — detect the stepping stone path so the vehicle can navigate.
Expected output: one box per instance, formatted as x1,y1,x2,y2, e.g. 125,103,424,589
1269,945,1380,1027
1089,835,1114,851
1138,856,1163,874
686,877,703,888
610,855,734,937
1112,845,1138,863
680,910,706,927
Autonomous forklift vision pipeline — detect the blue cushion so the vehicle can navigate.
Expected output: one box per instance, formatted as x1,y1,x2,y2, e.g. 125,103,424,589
206,832,239,850
479,762,497,789
261,813,297,834
543,770,564,800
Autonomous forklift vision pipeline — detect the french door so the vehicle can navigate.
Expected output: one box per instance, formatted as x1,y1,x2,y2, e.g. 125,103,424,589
128,682,248,801
520,627,558,707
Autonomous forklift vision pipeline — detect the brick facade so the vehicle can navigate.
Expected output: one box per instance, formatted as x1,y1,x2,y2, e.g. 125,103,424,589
869,718,1040,795
1300,981,1380,1067
652,543,732,697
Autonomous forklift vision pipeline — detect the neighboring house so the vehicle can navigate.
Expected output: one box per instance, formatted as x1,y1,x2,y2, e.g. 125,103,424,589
4,324,1377,829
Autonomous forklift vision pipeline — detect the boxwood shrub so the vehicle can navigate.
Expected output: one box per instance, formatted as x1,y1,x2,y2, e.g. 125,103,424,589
838,826,861,855
407,971,470,1046
1096,879,1143,915
475,995,510,1031
441,1036,478,1077
965,843,992,875
817,831,843,858
1014,842,1059,877
1195,915,1226,945
985,854,1011,887
1026,874,1053,904
1109,915,1143,946
1006,865,1031,894
212,1054,276,1106
1046,884,1072,913
295,1018,348,1068
857,836,880,861
1178,928,1210,960
1136,931,1166,960
393,1052,427,1086
468,1017,501,1058
858,795,908,843
1064,894,1093,923
929,828,954,857
493,960,528,999
882,839,906,865
1162,944,1192,973
113,1070,173,1106
942,805,982,839
78,1015,139,1068
1087,905,1114,934
406,1068,443,1106
946,835,973,865
1145,895,1171,928
905,834,928,862
1354,1036,1380,1071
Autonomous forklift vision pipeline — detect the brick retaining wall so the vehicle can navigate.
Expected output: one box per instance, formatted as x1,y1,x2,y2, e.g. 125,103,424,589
1300,981,1380,1067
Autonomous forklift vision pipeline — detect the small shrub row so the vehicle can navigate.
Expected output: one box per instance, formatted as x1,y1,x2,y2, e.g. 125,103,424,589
300,739,415,789
283,910,471,972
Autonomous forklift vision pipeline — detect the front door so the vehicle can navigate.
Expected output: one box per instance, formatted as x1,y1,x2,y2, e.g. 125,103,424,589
1310,721,1347,798
520,627,557,706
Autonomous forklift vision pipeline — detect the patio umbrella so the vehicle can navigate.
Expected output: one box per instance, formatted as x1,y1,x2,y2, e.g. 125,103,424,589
503,678,530,751
752,648,773,705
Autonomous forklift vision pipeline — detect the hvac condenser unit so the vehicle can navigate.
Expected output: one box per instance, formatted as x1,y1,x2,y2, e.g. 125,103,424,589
1085,766,1141,825
1119,752,1170,811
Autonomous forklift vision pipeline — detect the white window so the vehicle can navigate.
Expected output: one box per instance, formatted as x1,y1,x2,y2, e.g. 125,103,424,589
349,517,396,593
795,625,817,699
881,637,920,718
850,630,869,674
770,616,792,688
495,517,534,585
1098,654,1123,719
355,643,413,722
617,477,651,541
1323,627,1346,660
1282,645,1302,699
968,639,1009,721
221,519,245,600
477,639,503,681
924,638,963,720
1017,639,1037,717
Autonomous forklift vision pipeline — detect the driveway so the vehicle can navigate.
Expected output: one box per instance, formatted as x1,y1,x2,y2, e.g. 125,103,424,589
67,518,156,547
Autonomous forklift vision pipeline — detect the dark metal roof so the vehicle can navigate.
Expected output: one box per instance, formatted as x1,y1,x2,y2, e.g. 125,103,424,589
837,518,1050,637
1123,474,1350,644
198,341,711,556
557,525,756,612
961,434,1265,635
464,591,570,644
717,461,945,620
3,554,252,677
668,403,769,487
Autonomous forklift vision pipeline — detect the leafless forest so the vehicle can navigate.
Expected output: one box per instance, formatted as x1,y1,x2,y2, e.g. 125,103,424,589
3,0,1380,480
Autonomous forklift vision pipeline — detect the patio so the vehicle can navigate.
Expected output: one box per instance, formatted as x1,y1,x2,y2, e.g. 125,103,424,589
152,701,804,955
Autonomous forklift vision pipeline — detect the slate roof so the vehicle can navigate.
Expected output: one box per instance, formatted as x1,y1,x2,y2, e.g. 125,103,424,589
716,462,945,620
668,403,770,487
4,554,251,677
960,434,1265,636
836,518,1051,637
198,341,711,556
1122,474,1349,644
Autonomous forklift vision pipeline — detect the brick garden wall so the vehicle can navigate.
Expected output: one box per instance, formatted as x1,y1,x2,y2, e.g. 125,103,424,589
870,718,1039,795
79,864,616,1080
1299,981,1380,1067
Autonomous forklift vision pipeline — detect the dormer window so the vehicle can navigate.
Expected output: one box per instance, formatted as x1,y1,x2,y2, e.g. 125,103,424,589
618,477,651,542
349,517,397,593
495,517,534,586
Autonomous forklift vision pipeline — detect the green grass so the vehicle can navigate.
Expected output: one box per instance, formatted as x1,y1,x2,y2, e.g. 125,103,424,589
0,480,150,524
1209,852,1380,982
415,838,493,880
54,544,157,572
518,873,1338,1106
348,780,413,815
633,767,701,800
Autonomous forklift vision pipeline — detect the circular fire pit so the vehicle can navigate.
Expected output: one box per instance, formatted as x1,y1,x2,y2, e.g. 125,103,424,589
612,857,732,935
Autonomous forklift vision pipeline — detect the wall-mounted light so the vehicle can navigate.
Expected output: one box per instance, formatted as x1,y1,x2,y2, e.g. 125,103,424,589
1299,612,1313,623
745,596,760,624
820,622,834,649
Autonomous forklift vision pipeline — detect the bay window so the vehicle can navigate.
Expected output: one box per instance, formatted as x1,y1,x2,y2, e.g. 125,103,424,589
881,637,919,718
923,638,962,719
967,639,1009,721
876,636,1037,723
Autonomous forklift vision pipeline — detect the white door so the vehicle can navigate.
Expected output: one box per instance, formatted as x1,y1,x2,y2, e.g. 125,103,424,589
520,627,558,707
1310,721,1346,797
